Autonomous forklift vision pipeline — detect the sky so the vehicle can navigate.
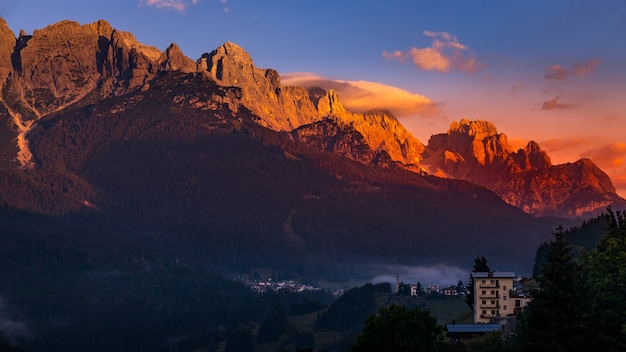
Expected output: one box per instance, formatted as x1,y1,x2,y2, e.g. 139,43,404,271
1,0,625,197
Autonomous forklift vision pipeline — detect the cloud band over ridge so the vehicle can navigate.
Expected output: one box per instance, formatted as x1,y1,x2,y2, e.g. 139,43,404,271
281,72,440,118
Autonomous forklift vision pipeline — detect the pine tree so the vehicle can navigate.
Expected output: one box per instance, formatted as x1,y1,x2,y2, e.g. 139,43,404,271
585,208,626,350
518,226,591,351
465,255,490,311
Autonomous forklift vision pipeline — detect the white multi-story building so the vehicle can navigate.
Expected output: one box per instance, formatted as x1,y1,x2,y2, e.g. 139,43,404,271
471,271,528,323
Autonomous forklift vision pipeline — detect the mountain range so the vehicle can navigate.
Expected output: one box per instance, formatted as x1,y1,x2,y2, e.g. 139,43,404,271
0,18,624,279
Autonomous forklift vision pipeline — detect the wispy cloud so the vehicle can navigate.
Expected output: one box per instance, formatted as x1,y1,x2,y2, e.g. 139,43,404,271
365,264,468,287
540,95,576,110
544,59,601,80
281,72,440,118
383,31,483,73
539,137,594,154
220,0,229,13
139,0,200,12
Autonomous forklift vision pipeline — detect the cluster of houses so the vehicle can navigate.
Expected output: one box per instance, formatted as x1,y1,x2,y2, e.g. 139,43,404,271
245,278,322,294
395,271,534,347
395,278,466,297
242,278,345,297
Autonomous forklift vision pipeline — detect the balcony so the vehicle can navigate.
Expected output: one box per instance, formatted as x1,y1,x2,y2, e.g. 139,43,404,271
479,293,499,299
481,303,500,309
479,283,500,288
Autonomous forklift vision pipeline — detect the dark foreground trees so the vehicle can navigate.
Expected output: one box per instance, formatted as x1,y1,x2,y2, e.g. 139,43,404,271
585,208,626,350
350,305,449,352
517,225,591,351
519,208,626,351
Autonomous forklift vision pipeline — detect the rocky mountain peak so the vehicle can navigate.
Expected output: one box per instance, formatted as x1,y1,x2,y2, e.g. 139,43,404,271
422,119,622,217
0,18,15,86
160,43,196,73
88,19,114,37
110,29,162,62
449,118,499,138
316,89,347,117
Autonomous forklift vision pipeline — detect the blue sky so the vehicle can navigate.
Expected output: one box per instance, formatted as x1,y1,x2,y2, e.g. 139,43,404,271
2,0,625,195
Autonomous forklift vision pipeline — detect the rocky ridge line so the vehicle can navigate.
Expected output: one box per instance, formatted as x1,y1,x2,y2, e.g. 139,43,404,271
422,119,624,217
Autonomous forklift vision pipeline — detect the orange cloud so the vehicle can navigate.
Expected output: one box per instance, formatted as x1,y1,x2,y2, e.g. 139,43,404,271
383,31,483,73
544,59,601,80
139,0,199,12
538,137,594,163
582,142,626,168
281,72,440,118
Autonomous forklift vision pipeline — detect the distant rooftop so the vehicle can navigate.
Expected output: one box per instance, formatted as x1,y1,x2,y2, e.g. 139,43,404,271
445,324,501,333
471,271,516,278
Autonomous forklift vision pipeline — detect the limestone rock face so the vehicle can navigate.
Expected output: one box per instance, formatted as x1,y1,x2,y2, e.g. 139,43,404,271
10,20,110,116
160,43,197,73
500,159,623,218
422,119,623,217
0,19,201,119
0,19,205,168
291,119,375,164
423,119,551,183
0,18,15,92
199,41,314,131
0,19,424,170
198,42,424,165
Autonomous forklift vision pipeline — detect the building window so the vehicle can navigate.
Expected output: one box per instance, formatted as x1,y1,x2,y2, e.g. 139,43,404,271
482,290,486,295
503,296,507,301
515,300,521,308
496,280,499,285
491,300,495,305
503,285,507,290
504,305,507,310
491,310,496,315
482,310,486,315
482,300,486,304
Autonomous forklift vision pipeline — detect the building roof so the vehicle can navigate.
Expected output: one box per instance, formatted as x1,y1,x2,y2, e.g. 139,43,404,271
471,271,515,278
445,324,501,333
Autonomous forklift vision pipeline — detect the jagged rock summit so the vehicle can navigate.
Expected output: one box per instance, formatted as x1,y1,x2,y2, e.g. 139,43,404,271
198,41,424,165
422,119,624,217
422,119,551,183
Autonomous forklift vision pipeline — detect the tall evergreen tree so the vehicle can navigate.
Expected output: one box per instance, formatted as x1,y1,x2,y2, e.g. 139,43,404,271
518,226,591,352
585,208,626,350
465,255,490,311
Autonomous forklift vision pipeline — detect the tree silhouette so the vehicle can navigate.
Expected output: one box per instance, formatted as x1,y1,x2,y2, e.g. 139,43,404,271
350,305,448,352
517,225,591,351
465,255,490,311
585,208,626,350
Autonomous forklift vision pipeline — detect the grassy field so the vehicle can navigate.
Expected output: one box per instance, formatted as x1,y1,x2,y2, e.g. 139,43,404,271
375,293,473,324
